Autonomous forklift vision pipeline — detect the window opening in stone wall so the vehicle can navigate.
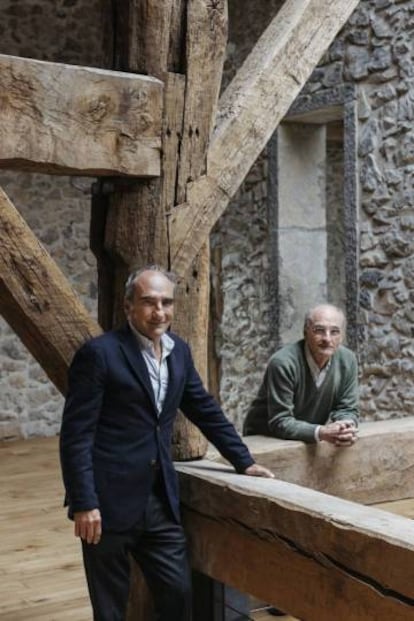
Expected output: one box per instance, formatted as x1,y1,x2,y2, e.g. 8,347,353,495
268,93,358,351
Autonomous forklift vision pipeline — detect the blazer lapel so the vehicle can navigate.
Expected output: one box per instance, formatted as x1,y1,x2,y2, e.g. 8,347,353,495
117,326,158,414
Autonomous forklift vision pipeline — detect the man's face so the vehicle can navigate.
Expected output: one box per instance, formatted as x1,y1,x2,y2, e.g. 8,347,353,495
124,271,175,342
304,306,344,368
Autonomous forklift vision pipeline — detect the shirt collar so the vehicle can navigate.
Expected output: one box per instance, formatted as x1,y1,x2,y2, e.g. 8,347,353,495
305,342,331,378
128,321,175,357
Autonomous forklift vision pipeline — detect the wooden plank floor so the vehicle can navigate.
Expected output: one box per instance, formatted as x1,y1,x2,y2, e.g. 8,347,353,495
1,436,413,621
0,436,91,621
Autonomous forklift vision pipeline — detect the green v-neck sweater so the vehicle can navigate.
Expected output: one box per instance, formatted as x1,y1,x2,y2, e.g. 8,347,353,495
243,340,359,443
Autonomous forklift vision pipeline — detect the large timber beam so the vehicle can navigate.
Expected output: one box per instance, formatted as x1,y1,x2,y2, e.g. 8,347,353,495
177,461,414,621
169,0,360,274
207,417,414,505
170,0,228,459
0,187,101,394
0,53,162,177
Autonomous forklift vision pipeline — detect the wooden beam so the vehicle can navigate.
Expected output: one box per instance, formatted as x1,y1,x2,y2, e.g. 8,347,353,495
98,2,201,614
175,0,228,196
169,0,360,274
0,187,101,394
207,418,414,505
98,0,227,459
178,461,414,620
0,53,162,177
170,0,228,460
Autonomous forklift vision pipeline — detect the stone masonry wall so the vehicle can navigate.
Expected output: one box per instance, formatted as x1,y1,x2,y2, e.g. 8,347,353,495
0,0,105,439
209,0,284,430
1,0,412,437
300,0,414,420
213,0,414,426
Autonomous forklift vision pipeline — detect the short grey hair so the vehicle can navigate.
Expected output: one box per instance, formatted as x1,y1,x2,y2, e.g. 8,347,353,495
304,304,346,331
124,264,177,301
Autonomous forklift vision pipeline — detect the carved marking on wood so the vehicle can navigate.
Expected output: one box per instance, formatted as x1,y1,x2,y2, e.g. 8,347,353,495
0,53,163,177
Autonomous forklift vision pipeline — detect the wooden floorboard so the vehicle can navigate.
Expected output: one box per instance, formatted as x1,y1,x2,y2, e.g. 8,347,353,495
1,435,414,621
0,436,91,621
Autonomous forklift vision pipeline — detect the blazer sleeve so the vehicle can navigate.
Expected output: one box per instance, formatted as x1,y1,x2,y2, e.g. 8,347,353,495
59,341,106,513
179,344,255,473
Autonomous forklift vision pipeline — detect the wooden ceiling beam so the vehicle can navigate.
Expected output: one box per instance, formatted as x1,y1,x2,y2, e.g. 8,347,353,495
0,54,163,177
0,187,101,395
169,0,360,275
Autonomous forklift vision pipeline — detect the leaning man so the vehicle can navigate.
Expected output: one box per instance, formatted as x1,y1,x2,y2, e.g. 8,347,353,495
60,265,274,621
243,304,359,447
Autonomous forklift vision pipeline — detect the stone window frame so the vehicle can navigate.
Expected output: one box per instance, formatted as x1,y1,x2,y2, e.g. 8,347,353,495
267,84,359,353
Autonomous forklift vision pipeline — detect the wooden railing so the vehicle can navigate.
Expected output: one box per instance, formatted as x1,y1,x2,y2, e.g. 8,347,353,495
175,418,414,620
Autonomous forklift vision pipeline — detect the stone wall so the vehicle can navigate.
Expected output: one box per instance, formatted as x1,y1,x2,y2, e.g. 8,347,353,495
212,0,414,426
0,0,105,439
1,0,412,437
209,0,284,430
210,159,272,431
299,0,414,420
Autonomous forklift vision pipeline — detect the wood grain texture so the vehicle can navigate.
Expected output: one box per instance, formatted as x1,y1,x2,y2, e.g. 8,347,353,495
170,0,228,460
169,0,360,274
0,53,162,177
0,187,101,394
115,0,175,77
176,0,228,198
0,437,91,620
208,417,414,505
2,435,414,621
178,460,414,621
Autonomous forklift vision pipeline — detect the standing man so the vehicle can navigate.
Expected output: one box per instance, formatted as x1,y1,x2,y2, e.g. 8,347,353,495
60,265,274,621
243,304,359,446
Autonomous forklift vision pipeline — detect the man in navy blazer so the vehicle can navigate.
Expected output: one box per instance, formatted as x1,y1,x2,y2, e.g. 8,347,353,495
60,265,274,621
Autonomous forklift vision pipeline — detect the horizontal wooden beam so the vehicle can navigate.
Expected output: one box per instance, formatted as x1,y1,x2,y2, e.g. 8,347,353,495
177,461,414,620
0,187,101,394
0,53,162,177
207,417,414,505
169,0,360,274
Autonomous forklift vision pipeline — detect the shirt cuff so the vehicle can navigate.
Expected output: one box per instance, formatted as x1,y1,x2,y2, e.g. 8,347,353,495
314,425,322,442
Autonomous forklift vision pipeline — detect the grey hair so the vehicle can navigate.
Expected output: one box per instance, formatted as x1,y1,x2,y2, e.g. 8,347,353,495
303,304,346,331
124,265,177,301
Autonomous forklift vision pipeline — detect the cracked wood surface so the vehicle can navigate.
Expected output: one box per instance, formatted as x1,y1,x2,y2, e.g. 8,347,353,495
177,460,414,620
0,187,101,394
207,417,414,505
169,0,228,459
1,435,414,620
0,53,162,177
169,0,360,275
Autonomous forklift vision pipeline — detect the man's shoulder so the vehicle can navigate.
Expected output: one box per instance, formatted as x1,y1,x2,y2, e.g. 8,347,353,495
336,344,357,363
78,327,188,351
334,345,358,370
79,328,121,350
270,340,304,361
268,340,305,371
74,327,135,363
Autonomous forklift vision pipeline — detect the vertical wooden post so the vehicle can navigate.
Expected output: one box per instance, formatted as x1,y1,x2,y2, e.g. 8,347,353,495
170,0,228,459
90,1,228,617
93,0,228,457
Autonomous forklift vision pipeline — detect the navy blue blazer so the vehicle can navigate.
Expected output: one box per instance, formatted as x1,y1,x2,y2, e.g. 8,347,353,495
60,325,254,532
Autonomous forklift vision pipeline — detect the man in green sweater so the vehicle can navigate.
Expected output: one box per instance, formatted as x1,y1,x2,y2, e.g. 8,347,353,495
243,304,359,446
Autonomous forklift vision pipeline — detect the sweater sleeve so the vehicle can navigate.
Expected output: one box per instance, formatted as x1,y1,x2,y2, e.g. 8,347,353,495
329,353,359,425
266,357,319,443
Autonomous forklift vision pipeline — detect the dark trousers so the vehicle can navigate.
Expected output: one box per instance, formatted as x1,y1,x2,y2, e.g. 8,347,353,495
81,487,191,621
